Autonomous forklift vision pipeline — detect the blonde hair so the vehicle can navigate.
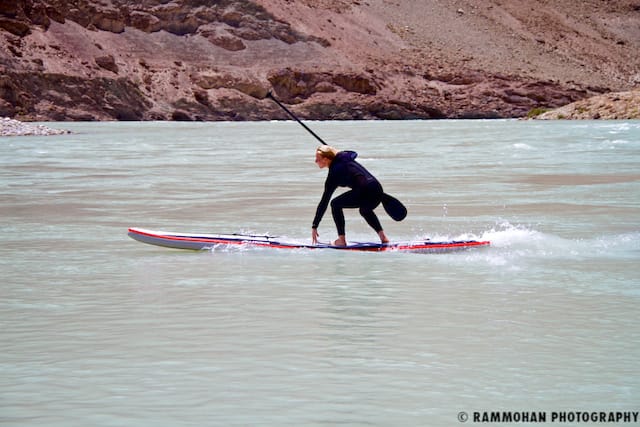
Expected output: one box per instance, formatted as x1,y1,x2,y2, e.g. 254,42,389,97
316,145,339,160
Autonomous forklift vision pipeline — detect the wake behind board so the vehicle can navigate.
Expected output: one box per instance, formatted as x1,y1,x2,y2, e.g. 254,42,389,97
128,228,489,253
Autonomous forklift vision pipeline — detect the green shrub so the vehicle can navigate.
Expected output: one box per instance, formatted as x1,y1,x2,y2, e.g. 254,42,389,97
526,107,551,118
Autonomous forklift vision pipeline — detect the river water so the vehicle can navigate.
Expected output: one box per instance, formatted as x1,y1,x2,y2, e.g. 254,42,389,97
1,120,639,426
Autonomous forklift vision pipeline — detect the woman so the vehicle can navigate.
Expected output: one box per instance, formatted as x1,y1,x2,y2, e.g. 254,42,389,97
311,145,389,246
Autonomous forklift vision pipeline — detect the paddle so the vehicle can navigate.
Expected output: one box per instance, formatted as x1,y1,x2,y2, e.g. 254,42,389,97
382,193,407,221
266,92,328,145
266,91,407,222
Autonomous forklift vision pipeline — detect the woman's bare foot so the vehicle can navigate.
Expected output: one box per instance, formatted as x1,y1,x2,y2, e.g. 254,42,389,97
333,235,347,246
378,230,389,244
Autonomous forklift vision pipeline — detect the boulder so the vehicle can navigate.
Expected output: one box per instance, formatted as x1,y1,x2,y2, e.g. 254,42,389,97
95,55,119,74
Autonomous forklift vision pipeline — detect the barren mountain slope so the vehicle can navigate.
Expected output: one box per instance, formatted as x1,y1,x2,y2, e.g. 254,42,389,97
1,0,638,121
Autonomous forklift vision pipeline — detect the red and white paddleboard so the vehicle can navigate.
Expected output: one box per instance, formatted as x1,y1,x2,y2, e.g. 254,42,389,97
128,227,490,254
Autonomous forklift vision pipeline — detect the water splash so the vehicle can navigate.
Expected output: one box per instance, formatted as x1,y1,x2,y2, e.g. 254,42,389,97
476,222,639,259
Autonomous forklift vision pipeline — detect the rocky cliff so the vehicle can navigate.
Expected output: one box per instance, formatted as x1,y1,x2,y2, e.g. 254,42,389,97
1,0,639,121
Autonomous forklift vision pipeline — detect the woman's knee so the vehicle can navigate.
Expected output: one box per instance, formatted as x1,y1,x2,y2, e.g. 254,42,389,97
330,198,341,211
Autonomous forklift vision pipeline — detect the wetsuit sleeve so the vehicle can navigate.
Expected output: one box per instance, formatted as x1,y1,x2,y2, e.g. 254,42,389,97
312,178,338,229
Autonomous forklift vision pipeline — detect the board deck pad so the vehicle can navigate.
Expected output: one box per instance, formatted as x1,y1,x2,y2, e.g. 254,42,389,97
128,228,490,253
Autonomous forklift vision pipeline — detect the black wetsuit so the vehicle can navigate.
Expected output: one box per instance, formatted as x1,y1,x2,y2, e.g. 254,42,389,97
312,151,384,236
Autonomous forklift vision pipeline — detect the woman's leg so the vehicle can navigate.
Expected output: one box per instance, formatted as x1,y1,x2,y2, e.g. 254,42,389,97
331,190,359,236
359,181,384,231
331,184,388,243
359,206,383,233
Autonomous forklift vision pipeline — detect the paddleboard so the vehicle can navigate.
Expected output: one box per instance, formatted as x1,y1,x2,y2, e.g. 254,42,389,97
128,228,490,253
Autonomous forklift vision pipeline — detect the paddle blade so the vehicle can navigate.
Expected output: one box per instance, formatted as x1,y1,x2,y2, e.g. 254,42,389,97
382,193,407,221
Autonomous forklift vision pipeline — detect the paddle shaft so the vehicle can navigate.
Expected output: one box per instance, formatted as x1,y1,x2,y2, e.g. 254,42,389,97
267,92,328,146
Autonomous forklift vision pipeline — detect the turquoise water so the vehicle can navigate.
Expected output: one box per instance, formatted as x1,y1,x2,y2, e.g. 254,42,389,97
1,120,639,426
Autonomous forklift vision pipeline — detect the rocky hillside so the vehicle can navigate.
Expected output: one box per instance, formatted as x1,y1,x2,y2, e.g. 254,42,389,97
1,0,639,121
534,88,640,120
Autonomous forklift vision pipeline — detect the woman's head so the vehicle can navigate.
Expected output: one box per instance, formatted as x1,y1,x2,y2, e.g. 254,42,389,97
315,145,338,168
316,145,338,160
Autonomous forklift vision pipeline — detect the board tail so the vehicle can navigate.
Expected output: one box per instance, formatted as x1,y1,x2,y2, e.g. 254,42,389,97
382,193,407,221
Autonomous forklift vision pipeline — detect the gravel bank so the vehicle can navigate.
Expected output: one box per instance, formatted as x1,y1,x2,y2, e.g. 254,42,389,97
1,117,71,136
